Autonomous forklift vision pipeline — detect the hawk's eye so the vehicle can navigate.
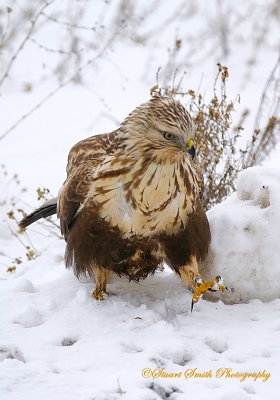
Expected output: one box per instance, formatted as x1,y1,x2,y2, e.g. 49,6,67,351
163,132,175,141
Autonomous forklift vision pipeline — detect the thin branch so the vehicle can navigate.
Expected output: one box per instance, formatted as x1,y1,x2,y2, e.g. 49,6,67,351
254,57,280,130
0,1,54,89
0,32,118,141
6,221,38,254
0,7,12,46
41,11,97,31
29,36,87,56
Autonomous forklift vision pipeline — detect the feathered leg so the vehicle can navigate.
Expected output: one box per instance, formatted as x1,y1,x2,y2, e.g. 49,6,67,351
92,267,110,300
179,255,201,287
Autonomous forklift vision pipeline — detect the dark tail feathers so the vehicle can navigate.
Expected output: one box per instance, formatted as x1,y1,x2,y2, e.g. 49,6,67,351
18,197,57,229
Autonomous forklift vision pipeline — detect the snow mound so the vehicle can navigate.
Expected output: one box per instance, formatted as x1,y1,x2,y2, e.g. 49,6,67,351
12,279,35,293
202,165,280,303
13,306,43,328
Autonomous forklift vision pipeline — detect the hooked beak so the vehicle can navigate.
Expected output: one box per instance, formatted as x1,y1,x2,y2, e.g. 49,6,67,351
186,139,196,160
171,138,196,159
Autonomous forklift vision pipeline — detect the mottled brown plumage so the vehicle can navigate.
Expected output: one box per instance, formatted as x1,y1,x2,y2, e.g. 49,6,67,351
19,96,212,301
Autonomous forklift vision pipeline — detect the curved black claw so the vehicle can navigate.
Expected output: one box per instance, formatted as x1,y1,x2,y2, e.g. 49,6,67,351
191,300,194,313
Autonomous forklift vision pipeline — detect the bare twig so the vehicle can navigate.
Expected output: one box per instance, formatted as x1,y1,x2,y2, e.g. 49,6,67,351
6,221,38,255
29,36,87,56
243,57,280,167
41,11,96,31
0,1,54,89
0,6,12,46
0,32,119,141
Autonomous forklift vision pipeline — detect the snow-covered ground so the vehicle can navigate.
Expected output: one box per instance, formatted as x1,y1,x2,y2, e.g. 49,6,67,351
1,232,280,400
1,1,280,399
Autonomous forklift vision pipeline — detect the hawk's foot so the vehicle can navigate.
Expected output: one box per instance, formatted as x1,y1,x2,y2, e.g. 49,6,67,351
92,289,105,301
91,289,115,300
191,275,230,312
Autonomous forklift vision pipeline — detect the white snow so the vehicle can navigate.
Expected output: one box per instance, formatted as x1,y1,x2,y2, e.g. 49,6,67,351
1,253,279,400
202,165,280,303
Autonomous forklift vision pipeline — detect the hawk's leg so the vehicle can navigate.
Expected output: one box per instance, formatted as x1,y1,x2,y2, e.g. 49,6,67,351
179,255,202,288
178,256,229,311
92,267,110,301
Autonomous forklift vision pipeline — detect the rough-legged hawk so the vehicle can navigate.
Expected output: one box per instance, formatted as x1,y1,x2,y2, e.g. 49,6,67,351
19,96,227,309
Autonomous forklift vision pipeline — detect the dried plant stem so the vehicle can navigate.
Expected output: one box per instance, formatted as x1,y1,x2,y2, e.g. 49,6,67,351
6,221,38,255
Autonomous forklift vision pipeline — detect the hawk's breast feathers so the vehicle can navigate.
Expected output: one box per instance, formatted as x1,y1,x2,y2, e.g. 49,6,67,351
58,132,200,239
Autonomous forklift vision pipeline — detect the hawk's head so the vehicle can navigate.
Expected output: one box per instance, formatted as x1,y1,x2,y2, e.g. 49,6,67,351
122,96,196,161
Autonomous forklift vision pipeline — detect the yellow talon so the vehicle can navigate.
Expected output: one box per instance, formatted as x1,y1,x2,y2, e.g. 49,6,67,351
92,291,105,301
191,275,230,311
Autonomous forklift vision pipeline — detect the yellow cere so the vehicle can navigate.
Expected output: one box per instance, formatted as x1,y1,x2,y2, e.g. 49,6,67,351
186,139,194,149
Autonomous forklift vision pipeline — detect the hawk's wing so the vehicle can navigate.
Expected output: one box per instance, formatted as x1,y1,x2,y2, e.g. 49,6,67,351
57,131,119,237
